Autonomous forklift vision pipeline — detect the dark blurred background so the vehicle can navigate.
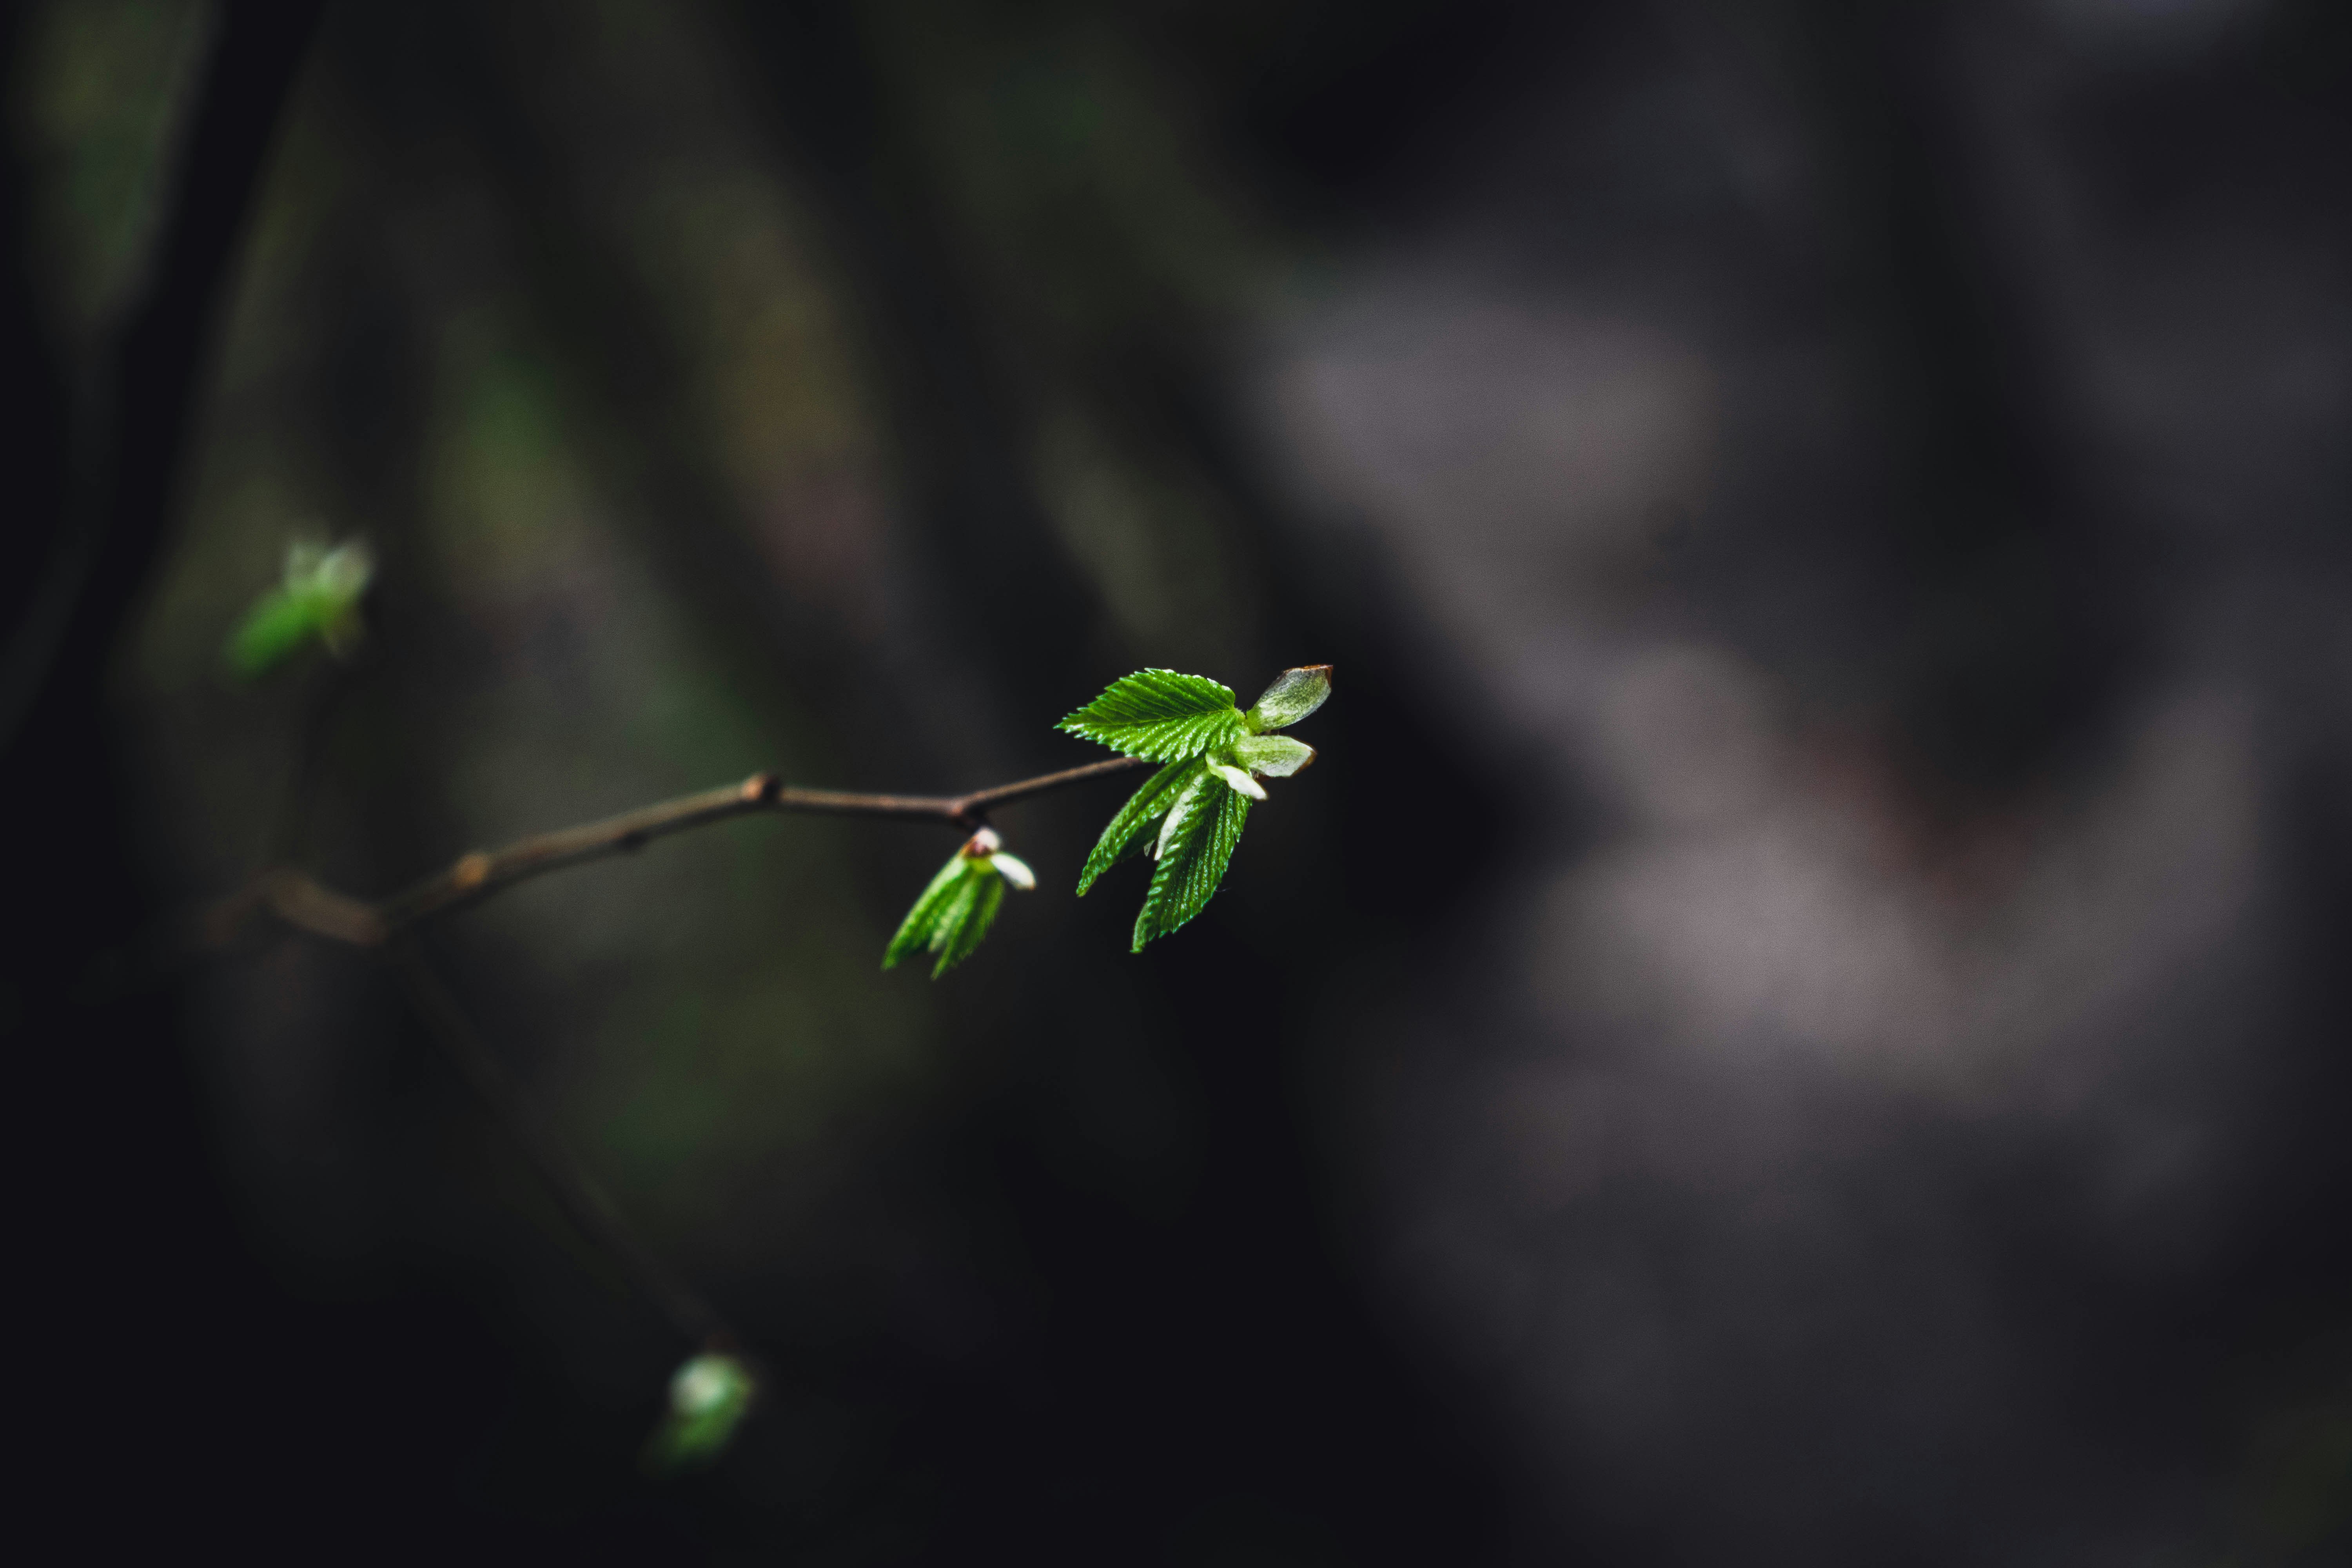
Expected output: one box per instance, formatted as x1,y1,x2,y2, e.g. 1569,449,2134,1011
5,0,2350,1561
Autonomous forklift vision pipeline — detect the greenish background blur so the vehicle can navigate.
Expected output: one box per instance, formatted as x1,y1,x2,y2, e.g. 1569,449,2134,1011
9,1,1488,1559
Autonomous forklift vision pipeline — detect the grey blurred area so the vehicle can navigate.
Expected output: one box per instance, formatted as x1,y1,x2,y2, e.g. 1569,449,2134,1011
1267,2,2352,1560
6,0,2349,1562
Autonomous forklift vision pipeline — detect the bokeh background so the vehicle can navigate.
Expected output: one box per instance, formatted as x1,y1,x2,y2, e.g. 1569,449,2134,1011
6,0,2350,1561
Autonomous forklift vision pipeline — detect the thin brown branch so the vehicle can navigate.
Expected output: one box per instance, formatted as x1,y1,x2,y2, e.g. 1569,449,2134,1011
208,753,1152,947
189,755,1154,1361
947,755,1158,818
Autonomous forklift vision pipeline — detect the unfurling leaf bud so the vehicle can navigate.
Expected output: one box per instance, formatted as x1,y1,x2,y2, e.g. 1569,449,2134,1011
1231,734,1315,778
883,826,1033,977
1243,665,1332,732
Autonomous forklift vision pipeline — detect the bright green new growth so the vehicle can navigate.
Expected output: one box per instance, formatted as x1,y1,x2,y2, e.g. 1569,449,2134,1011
1075,755,1202,895
1231,734,1315,777
1055,668,1247,761
880,666,1326,975
883,828,1031,979
225,539,375,680
1068,665,1330,952
1133,765,1251,949
1243,665,1333,732
643,1352,755,1474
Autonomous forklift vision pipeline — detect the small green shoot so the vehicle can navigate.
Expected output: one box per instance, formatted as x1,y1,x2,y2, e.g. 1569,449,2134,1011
879,666,1327,973
1064,666,1329,951
883,827,1035,979
642,1351,755,1474
224,538,375,680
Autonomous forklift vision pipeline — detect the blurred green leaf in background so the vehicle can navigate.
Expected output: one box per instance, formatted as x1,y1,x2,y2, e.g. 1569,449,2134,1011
221,537,373,680
642,1351,755,1475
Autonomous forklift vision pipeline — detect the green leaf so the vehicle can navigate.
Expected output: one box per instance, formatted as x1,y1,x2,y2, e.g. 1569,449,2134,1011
1232,734,1315,778
1152,769,1213,860
883,853,974,970
884,830,1025,978
1133,768,1250,951
227,588,338,679
1076,756,1203,895
643,1352,755,1475
223,539,375,680
1057,669,1245,762
1243,665,1332,732
933,873,1005,976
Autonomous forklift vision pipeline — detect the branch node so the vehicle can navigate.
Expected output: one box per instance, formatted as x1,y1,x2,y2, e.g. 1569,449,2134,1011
451,851,492,891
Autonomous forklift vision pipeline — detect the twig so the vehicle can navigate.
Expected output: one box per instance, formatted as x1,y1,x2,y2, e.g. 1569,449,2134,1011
196,751,1151,1367
210,754,1151,947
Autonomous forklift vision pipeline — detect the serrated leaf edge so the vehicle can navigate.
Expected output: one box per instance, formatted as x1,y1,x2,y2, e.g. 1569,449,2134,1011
1132,776,1249,952
1056,669,1246,762
1077,756,1203,895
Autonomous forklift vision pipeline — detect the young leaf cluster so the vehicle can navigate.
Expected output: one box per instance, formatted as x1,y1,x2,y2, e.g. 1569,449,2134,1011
1062,666,1329,951
875,666,1327,978
224,539,375,680
882,828,1035,979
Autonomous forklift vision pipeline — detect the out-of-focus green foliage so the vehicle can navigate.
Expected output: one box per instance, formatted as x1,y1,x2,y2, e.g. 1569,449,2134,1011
13,0,211,339
117,0,1279,1269
102,0,1323,1530
884,828,1033,980
222,539,374,680
642,1352,755,1475
1065,667,1328,949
